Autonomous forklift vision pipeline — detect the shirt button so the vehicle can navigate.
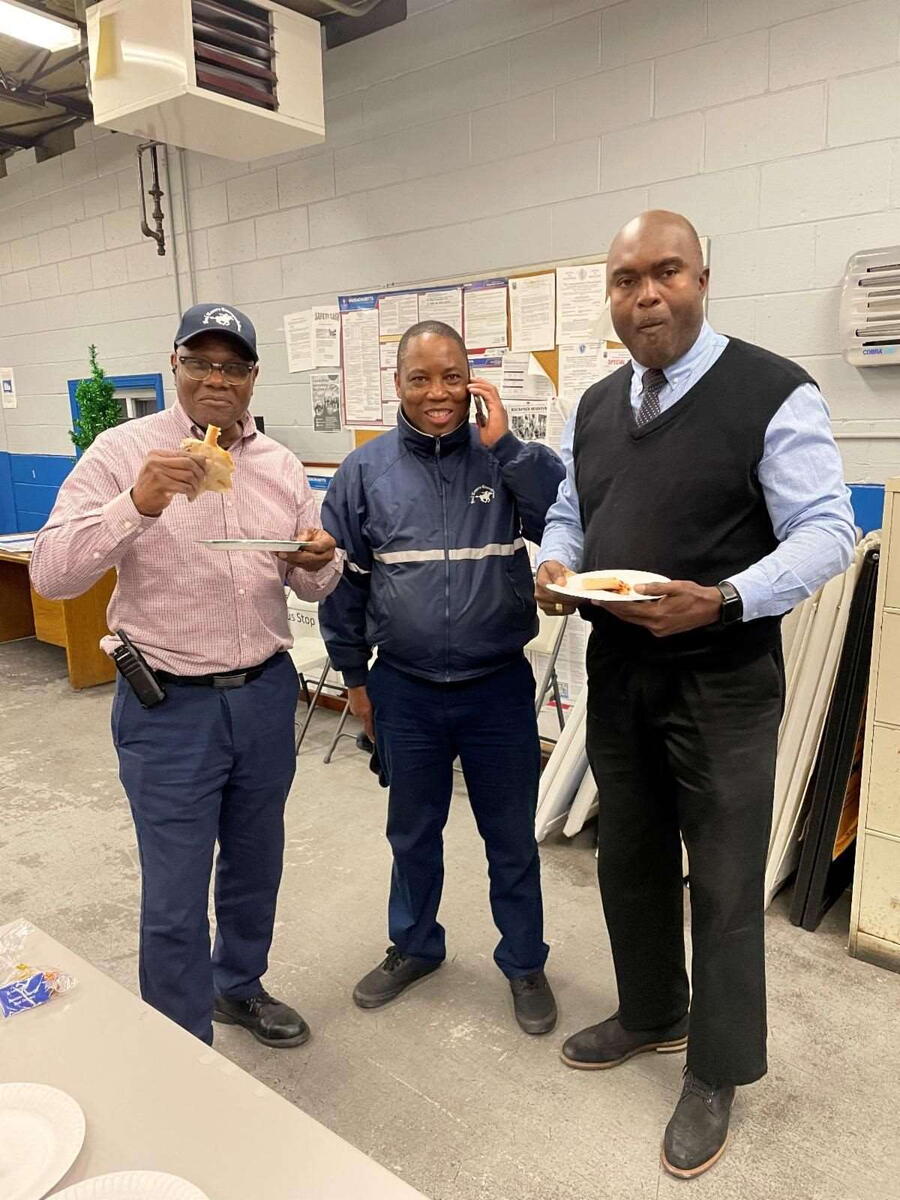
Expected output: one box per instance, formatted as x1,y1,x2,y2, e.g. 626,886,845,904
226,501,233,508
238,588,245,595
123,521,132,530
92,552,100,560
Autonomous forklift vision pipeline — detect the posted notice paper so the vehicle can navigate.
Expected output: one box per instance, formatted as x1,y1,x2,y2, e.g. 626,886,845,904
602,345,632,375
468,349,504,394
1,367,16,409
312,308,341,367
501,352,554,401
509,273,555,351
284,309,341,372
556,263,605,345
284,311,313,373
419,286,463,335
378,292,419,338
506,401,549,445
341,306,381,425
558,342,604,405
380,367,397,411
463,279,508,350
311,372,342,432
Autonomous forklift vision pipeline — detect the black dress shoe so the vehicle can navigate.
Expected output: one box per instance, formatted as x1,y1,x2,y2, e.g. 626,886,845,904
661,1069,735,1179
213,989,310,1048
509,970,557,1034
353,946,442,1009
561,1011,688,1069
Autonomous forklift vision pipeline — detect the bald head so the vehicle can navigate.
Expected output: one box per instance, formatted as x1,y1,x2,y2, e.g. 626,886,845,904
609,210,703,273
606,209,708,369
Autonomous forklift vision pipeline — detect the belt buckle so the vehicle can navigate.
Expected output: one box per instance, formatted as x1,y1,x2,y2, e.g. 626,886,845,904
213,672,248,689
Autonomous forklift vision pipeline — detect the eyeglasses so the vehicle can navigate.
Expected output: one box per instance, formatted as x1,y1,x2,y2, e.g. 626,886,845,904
177,356,254,384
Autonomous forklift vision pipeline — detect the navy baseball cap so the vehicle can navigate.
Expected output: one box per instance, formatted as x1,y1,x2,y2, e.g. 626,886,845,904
174,303,258,361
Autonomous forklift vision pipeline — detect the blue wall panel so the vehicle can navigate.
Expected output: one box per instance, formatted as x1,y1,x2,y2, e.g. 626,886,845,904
17,510,54,534
0,453,15,535
10,454,76,486
848,484,885,536
2,454,76,534
13,481,62,514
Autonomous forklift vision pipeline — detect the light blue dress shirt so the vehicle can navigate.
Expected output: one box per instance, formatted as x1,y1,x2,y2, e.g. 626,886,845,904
538,321,857,621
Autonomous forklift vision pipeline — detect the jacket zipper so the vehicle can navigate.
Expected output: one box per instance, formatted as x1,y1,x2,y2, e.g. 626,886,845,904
435,437,451,681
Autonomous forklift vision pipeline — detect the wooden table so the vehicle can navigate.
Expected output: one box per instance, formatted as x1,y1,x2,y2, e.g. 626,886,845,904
0,548,116,689
2,925,428,1199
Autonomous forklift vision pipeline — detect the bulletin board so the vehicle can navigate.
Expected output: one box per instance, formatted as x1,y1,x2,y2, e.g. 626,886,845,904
332,240,708,448
338,252,619,447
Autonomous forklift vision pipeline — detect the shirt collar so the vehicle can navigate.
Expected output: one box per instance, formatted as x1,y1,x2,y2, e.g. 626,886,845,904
630,319,715,389
397,405,471,456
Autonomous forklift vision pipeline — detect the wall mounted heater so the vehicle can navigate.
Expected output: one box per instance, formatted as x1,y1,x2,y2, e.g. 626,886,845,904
87,0,324,161
840,246,900,367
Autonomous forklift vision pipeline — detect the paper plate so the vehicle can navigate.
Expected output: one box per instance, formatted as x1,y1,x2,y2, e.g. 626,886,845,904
200,539,311,552
52,1172,210,1199
0,1082,85,1200
547,569,670,603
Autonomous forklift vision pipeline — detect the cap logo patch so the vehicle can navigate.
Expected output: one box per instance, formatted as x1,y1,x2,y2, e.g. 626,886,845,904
202,307,241,331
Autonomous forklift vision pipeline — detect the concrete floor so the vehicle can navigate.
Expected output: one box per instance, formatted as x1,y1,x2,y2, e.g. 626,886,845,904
2,637,900,1200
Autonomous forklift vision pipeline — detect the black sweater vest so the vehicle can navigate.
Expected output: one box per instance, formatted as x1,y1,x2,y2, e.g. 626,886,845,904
572,337,816,662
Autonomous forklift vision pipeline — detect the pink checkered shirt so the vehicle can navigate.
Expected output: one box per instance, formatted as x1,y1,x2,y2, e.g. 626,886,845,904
30,402,341,674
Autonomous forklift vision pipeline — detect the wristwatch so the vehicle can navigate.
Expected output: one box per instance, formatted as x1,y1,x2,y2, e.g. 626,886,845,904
716,581,744,626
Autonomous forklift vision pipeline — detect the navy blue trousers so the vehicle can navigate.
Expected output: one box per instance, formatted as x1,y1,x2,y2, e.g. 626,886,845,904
111,652,299,1042
367,655,548,978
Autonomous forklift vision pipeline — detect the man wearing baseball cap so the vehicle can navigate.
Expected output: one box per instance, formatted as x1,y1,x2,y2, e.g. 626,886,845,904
32,304,340,1047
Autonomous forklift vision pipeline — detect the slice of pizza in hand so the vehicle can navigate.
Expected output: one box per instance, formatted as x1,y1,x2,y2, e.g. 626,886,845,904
181,424,235,499
580,576,631,594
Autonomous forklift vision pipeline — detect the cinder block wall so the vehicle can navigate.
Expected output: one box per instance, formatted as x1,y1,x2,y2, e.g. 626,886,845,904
1,0,898,522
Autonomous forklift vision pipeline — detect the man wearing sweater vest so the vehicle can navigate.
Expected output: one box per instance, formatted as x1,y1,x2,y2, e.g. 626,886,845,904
536,211,855,1179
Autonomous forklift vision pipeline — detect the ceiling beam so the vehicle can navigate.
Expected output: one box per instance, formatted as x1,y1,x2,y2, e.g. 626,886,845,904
0,81,92,120
28,47,88,87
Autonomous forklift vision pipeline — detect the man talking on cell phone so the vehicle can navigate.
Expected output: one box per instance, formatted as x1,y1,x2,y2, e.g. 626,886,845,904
319,320,565,1034
31,303,340,1048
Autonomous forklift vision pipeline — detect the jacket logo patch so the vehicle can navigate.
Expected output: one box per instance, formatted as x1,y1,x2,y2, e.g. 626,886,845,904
470,485,495,505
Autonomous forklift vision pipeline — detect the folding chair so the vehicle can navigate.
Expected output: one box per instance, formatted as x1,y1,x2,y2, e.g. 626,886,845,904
527,609,569,732
323,649,378,764
286,596,339,753
323,695,356,763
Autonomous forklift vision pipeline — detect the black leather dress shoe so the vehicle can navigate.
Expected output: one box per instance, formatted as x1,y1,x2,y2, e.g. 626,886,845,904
509,970,557,1035
353,946,442,1009
661,1069,735,1179
561,1011,688,1069
213,989,310,1048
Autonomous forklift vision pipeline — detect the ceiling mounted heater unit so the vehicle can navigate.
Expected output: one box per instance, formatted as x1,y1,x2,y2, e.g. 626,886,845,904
840,246,900,367
87,0,324,161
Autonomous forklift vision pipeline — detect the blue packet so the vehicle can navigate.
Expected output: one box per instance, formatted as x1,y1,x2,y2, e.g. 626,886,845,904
0,971,52,1017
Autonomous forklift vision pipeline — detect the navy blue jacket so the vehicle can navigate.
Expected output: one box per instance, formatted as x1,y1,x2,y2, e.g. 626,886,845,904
319,410,566,687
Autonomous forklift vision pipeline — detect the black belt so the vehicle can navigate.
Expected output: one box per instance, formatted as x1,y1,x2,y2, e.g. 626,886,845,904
157,652,282,690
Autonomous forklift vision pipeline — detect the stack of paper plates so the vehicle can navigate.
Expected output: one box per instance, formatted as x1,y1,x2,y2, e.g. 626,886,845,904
0,1082,85,1200
53,1172,210,1198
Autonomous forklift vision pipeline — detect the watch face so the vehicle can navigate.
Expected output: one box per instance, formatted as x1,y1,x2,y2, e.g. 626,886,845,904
717,584,742,625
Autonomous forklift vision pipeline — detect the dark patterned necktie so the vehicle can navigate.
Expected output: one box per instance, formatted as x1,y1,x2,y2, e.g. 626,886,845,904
636,367,667,427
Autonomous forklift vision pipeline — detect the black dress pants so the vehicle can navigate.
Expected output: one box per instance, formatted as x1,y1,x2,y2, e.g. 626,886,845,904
585,632,785,1086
